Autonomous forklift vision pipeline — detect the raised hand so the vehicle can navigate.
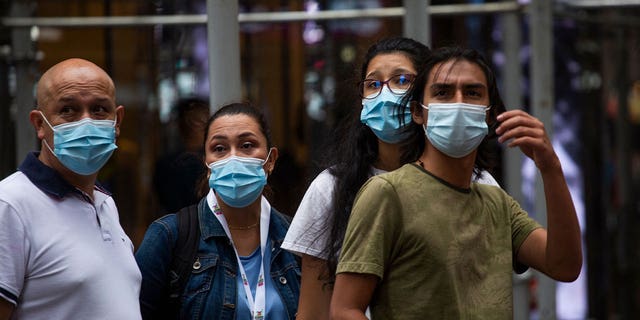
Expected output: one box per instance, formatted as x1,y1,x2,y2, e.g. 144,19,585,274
495,109,560,173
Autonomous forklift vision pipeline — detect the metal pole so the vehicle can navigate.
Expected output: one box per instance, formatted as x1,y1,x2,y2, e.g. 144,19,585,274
501,3,529,319
529,0,556,319
10,1,36,166
613,24,634,320
0,2,523,28
501,2,524,217
206,0,241,112
0,45,15,178
403,0,430,46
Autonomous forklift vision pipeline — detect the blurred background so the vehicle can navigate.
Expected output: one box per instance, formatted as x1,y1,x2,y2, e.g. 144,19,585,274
1,0,639,319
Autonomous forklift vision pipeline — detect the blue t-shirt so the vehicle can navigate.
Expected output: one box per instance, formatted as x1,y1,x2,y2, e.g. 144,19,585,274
237,239,286,319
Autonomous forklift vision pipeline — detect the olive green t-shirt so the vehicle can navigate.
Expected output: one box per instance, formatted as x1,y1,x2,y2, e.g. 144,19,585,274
337,164,541,319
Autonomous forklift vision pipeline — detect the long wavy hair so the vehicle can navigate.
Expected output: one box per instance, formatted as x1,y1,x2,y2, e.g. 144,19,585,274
399,46,506,176
320,37,431,282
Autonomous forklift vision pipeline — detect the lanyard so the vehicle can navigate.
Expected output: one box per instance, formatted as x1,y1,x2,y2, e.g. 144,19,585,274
207,190,270,320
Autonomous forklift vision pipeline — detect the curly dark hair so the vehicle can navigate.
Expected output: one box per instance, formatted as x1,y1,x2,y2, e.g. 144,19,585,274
319,37,431,282
399,46,506,177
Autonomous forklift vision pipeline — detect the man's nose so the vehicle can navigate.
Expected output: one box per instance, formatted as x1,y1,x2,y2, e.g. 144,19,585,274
78,110,93,119
453,91,464,103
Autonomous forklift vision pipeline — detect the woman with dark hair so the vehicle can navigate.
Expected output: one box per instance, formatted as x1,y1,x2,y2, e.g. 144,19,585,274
331,47,582,319
136,102,301,319
282,38,498,319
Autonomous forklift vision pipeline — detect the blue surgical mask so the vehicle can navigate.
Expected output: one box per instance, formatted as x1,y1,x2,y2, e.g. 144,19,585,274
422,103,489,158
40,111,118,175
360,86,412,144
207,150,271,208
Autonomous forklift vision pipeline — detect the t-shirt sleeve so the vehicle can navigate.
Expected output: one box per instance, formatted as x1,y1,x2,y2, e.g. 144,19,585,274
336,176,402,279
282,170,335,259
508,196,543,274
0,200,27,306
475,170,501,187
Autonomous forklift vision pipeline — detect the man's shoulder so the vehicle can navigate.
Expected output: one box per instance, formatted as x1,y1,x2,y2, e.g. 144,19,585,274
372,164,420,185
0,170,27,184
473,182,508,198
0,171,36,198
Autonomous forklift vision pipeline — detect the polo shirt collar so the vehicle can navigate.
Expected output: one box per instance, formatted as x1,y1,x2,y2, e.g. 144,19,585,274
18,151,112,199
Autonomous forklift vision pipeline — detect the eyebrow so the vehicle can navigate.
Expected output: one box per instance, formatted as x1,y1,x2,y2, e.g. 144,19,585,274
392,68,415,75
365,71,382,79
365,68,415,79
238,132,258,139
429,83,487,91
209,131,258,141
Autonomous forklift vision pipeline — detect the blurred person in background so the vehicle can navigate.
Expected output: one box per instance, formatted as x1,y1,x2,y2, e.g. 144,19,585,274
153,97,209,214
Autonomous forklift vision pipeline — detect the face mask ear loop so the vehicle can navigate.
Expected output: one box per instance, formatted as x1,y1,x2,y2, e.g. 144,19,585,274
110,114,119,145
38,111,58,156
262,148,274,177
262,148,273,165
42,138,56,157
38,111,55,131
420,103,430,127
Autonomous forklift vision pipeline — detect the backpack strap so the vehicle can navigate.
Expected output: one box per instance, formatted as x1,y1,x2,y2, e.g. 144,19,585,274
167,203,200,317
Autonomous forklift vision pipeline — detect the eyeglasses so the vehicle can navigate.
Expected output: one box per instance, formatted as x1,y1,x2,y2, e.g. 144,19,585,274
359,74,416,99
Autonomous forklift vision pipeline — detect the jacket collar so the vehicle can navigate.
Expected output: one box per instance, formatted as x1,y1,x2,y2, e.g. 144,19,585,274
198,198,228,239
197,197,288,245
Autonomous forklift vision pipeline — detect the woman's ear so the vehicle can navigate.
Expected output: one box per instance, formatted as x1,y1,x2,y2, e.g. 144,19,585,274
410,101,426,125
264,147,279,175
203,158,211,180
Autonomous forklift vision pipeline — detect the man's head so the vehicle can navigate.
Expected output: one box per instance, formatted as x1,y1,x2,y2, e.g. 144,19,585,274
401,47,505,172
411,47,504,123
30,58,124,177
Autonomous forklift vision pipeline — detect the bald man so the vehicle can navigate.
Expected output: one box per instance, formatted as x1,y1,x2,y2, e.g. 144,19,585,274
0,59,141,319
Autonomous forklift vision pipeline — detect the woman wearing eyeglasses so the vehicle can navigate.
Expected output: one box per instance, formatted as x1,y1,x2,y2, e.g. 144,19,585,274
281,37,500,320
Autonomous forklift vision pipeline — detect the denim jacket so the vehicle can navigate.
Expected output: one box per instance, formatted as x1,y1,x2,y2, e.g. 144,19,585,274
136,198,301,320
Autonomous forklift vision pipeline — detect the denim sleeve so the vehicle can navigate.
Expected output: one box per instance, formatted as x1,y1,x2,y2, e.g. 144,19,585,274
135,214,178,319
